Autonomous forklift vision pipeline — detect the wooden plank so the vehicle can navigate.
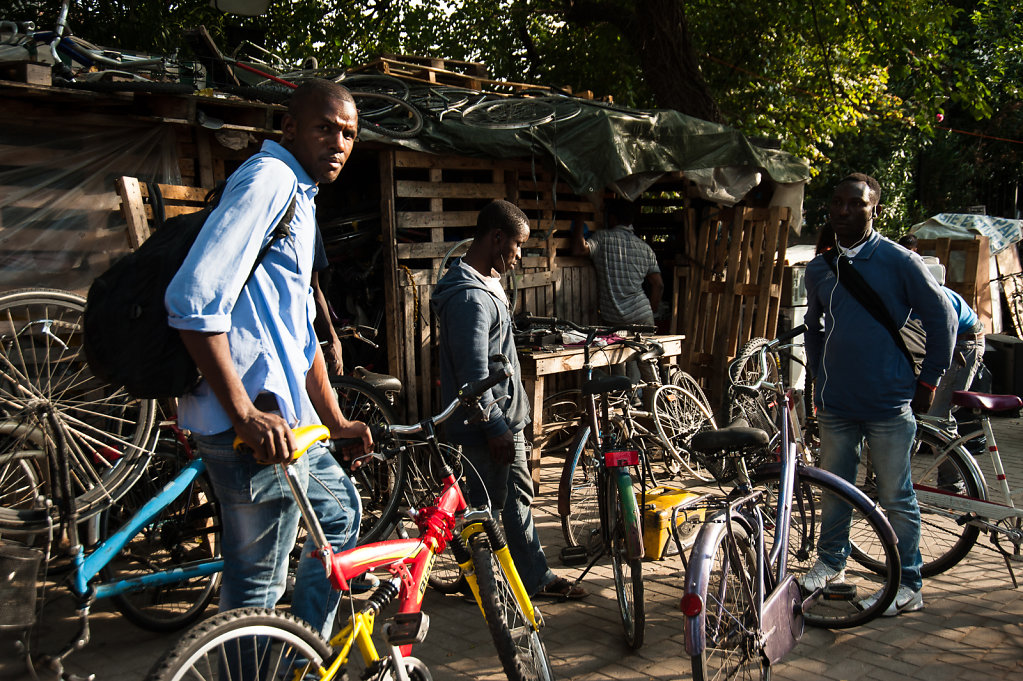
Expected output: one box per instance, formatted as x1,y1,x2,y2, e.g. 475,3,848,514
116,176,151,249
996,246,1023,335
378,150,405,418
395,180,507,200
196,128,215,189
397,211,479,229
394,149,517,171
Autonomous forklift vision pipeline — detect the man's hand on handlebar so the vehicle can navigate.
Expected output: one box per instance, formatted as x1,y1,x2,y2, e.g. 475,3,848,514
235,410,296,465
330,420,374,469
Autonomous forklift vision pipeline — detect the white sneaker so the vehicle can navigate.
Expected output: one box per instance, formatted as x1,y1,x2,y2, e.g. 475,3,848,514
857,585,924,616
798,560,846,591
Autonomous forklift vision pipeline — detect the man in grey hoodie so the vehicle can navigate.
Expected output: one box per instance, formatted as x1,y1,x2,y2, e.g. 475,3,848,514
432,200,586,600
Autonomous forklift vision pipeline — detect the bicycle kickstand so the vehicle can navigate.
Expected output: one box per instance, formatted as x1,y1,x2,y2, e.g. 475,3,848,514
560,546,607,603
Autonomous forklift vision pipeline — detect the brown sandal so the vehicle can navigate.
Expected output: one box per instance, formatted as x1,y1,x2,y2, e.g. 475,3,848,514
535,576,588,600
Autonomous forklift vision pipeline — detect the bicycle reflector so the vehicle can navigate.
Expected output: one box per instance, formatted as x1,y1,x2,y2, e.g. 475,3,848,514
680,593,703,616
604,450,640,467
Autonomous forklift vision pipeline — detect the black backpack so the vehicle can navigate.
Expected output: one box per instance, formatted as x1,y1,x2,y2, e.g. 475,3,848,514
84,185,296,399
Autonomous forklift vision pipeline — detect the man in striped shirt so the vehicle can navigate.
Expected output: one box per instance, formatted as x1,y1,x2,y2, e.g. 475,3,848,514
571,198,663,327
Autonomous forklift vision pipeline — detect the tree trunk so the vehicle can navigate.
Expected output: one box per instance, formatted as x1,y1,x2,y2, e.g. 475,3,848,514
632,0,724,123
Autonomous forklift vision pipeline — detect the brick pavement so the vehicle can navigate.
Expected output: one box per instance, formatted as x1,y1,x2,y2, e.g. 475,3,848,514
3,419,1022,680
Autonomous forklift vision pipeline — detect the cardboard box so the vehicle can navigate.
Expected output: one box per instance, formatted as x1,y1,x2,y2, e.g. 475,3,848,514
639,486,706,560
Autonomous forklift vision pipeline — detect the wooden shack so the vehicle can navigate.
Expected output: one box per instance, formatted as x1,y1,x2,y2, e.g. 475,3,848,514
0,59,806,419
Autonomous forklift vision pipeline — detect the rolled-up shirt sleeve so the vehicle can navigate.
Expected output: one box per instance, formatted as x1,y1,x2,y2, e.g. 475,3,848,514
166,163,296,331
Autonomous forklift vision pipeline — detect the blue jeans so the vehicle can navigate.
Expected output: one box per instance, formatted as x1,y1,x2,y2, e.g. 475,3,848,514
461,431,556,595
928,337,985,436
197,430,361,639
816,410,922,591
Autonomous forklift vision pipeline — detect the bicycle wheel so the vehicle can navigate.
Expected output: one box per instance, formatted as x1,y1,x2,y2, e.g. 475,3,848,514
105,431,221,632
145,607,332,681
0,288,156,531
540,389,583,454
471,534,554,681
652,385,715,481
686,516,768,681
559,427,601,553
606,472,645,649
331,377,405,544
727,338,779,436
750,464,900,628
461,97,556,129
854,427,982,577
353,92,424,139
394,442,466,594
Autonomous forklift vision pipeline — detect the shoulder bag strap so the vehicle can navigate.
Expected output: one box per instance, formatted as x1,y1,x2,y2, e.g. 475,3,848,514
823,249,916,369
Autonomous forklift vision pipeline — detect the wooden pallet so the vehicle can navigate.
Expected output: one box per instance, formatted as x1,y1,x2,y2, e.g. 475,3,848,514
677,205,790,405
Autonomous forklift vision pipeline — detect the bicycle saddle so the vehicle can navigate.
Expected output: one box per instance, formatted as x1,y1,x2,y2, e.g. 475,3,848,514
582,372,634,395
637,341,664,363
353,366,403,395
690,419,769,454
951,390,1022,413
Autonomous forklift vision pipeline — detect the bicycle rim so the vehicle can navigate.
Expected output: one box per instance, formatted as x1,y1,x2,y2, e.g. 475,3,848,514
727,338,780,435
652,384,716,481
540,389,583,454
461,97,556,129
687,518,768,681
0,288,156,531
751,465,900,628
471,535,553,681
559,428,601,553
144,607,332,681
331,377,404,544
106,432,220,632
606,475,644,649
353,92,424,139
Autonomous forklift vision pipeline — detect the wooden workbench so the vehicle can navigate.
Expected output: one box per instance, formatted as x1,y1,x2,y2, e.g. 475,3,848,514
518,334,685,486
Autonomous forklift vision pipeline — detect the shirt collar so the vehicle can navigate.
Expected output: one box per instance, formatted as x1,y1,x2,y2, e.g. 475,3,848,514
260,139,318,196
613,223,636,233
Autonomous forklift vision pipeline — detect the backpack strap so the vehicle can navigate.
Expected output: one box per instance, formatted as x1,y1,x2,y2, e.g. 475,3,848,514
823,249,917,369
246,193,298,282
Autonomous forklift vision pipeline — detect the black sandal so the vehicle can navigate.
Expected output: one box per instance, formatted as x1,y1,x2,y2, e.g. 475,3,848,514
535,576,588,600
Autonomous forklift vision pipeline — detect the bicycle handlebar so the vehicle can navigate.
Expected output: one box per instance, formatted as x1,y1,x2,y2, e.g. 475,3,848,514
519,314,656,337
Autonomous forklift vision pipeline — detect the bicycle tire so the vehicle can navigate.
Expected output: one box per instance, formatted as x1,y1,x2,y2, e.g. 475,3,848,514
751,464,900,628
461,97,556,129
606,471,645,649
0,288,156,531
854,427,982,576
105,432,221,632
652,385,715,481
727,338,780,436
558,426,601,553
144,607,332,681
540,389,583,453
331,376,405,544
353,92,424,139
685,515,769,681
471,534,555,681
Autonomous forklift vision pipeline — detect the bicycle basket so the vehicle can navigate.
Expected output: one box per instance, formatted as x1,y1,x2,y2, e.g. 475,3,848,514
0,544,43,629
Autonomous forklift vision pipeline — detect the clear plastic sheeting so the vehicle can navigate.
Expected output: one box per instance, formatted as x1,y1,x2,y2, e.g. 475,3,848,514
0,124,180,294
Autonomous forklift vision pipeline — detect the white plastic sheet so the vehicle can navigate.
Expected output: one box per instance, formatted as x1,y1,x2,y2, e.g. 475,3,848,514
0,124,180,293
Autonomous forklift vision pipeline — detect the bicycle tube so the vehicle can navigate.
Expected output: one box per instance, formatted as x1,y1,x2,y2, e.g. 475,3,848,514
613,468,645,561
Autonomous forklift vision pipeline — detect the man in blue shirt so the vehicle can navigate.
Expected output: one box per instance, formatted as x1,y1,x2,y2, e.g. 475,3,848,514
165,80,371,638
898,235,987,436
803,173,955,616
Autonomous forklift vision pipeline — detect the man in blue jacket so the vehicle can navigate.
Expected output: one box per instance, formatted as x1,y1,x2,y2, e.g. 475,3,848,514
803,173,956,616
432,200,585,600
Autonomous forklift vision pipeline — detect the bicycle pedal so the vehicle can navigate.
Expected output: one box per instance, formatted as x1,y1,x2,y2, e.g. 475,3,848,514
560,545,589,566
821,583,858,600
384,612,430,646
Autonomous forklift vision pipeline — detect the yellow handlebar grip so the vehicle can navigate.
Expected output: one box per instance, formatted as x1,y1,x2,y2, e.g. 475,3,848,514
233,424,332,462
